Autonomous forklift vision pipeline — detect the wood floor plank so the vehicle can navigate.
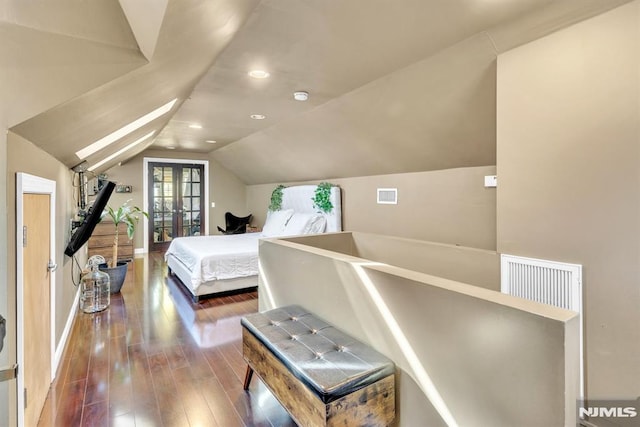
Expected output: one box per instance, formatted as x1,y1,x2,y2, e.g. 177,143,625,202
81,400,109,427
38,253,294,427
52,379,85,427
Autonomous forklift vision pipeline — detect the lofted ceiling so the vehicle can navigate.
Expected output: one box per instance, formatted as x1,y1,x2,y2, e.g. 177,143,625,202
4,0,633,184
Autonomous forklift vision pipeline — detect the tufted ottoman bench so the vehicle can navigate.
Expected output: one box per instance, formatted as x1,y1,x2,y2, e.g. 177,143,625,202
241,305,395,427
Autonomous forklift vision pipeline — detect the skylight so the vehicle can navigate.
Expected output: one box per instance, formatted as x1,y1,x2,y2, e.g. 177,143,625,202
76,98,177,160
87,131,155,171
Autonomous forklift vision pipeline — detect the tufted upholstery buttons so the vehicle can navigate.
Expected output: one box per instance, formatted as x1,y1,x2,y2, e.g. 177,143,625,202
241,304,395,403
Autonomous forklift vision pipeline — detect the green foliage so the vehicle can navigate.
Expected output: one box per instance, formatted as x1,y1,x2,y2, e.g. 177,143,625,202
102,200,148,267
103,200,148,239
312,182,334,213
269,185,286,211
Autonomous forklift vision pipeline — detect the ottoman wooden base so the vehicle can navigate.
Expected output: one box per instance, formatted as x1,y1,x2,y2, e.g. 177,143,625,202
242,327,395,427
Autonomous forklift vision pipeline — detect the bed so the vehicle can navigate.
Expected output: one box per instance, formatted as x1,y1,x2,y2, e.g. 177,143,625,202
165,184,342,301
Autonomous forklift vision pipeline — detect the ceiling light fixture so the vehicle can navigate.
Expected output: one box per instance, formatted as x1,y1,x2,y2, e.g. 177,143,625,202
189,124,202,129
293,91,309,101
206,140,217,144
76,98,177,159
250,114,266,120
248,70,270,79
87,131,155,172
167,146,176,150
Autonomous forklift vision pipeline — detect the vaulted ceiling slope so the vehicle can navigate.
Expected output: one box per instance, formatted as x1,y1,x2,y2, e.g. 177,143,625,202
6,0,259,170
207,0,632,184
3,0,632,184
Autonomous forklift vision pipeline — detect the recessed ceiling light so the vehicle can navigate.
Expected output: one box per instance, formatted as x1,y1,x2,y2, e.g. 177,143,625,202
167,146,176,150
248,70,270,79
206,140,217,144
250,114,266,120
293,91,309,101
76,98,177,159
189,124,202,129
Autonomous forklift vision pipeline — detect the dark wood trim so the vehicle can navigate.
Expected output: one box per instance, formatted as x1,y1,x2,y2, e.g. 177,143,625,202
148,162,205,252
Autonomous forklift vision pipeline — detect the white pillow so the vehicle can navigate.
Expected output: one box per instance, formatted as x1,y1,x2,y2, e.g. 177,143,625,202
281,213,314,235
262,209,294,237
302,215,326,234
281,213,327,236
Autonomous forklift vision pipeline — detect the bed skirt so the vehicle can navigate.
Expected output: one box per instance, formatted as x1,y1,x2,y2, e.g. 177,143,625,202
166,253,257,301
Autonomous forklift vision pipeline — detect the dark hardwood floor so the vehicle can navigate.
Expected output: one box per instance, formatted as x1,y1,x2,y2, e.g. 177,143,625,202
37,253,295,427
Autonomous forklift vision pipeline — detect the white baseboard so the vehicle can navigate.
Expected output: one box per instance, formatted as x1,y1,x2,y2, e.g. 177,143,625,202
52,286,80,378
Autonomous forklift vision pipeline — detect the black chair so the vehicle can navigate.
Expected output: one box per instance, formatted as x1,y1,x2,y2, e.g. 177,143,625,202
217,212,253,234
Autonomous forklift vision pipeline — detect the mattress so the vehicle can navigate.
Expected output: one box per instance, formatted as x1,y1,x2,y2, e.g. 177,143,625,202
164,232,261,289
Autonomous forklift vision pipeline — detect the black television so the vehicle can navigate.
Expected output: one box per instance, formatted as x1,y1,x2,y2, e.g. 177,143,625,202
64,180,116,257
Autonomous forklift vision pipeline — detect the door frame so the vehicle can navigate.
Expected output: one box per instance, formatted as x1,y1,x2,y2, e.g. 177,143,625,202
142,157,209,254
16,173,56,427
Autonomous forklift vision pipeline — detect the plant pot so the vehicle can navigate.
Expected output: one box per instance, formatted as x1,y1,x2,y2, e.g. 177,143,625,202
98,261,128,294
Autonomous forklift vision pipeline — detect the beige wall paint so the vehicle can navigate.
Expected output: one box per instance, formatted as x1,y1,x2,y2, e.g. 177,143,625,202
284,232,500,291
351,232,500,291
208,151,250,234
497,0,639,399
103,149,247,249
247,166,497,250
0,113,12,425
7,132,80,350
259,236,579,426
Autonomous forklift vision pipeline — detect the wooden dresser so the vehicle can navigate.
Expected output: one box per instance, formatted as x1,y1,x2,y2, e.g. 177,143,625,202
88,221,134,262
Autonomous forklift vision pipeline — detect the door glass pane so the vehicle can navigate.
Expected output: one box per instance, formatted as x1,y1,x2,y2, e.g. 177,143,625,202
150,164,204,247
192,212,201,235
155,227,172,242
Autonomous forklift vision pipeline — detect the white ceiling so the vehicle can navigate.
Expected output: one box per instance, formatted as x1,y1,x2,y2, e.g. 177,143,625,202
3,0,632,184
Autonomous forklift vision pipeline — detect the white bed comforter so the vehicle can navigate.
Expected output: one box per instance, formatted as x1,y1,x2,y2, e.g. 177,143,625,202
164,233,261,287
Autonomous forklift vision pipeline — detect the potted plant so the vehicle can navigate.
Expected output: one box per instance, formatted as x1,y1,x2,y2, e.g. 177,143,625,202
99,200,148,293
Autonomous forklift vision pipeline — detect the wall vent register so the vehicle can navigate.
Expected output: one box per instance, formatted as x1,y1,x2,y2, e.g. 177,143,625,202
377,188,398,204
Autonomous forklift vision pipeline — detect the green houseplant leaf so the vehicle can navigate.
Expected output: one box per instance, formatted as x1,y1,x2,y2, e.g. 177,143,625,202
102,200,148,268
269,185,286,211
312,182,334,213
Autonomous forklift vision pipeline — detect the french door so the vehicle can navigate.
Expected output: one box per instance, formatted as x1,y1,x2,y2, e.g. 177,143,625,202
148,162,205,252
